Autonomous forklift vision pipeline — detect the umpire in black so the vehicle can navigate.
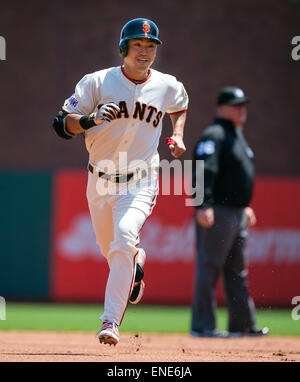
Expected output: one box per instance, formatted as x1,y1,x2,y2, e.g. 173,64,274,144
191,86,269,337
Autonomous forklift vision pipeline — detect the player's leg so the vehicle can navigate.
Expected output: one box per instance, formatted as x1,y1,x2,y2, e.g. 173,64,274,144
97,173,158,345
223,209,257,334
86,172,114,258
100,209,150,325
87,172,122,345
100,181,157,326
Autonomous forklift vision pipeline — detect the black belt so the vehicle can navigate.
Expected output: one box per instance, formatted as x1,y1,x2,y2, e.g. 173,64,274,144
88,163,146,183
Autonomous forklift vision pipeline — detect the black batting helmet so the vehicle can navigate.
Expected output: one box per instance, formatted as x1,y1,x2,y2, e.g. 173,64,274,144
119,18,162,57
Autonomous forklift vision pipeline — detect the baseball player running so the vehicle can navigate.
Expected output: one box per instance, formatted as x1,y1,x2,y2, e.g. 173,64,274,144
52,18,188,345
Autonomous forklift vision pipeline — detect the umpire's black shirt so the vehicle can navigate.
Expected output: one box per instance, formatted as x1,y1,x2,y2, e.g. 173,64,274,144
193,117,255,208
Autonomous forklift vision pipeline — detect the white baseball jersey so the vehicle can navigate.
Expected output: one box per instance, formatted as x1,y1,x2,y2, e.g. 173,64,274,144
62,65,188,172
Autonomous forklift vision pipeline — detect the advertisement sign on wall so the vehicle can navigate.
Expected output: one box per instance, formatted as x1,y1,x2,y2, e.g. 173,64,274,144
51,171,300,306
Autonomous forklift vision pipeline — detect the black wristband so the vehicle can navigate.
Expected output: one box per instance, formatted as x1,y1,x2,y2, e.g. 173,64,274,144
79,115,97,130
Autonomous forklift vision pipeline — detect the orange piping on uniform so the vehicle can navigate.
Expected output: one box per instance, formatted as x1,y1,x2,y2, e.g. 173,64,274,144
119,250,139,325
121,66,152,85
167,108,188,116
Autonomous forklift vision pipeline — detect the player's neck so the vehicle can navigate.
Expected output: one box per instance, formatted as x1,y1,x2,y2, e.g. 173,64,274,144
121,64,150,83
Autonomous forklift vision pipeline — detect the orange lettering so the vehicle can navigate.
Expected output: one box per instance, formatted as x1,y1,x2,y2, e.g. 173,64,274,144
143,23,151,34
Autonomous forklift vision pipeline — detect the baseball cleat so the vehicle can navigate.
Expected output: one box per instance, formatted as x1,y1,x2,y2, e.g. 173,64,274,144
130,263,145,304
130,279,145,305
97,322,120,346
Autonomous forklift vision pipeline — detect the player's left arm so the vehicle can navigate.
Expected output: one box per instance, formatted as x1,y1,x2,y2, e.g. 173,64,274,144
168,111,187,158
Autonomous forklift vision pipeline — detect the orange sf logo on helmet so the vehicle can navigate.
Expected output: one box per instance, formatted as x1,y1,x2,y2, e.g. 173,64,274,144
142,23,151,34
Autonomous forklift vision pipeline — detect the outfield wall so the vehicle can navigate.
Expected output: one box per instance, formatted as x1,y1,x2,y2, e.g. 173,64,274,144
1,171,299,307
50,171,300,307
0,173,52,300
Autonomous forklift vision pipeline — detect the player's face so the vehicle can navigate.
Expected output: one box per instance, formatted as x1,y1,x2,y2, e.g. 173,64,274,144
125,38,157,72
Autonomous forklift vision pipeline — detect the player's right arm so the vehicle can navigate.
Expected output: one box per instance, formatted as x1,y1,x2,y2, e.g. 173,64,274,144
64,114,85,135
52,73,120,139
64,103,121,135
53,104,120,139
52,110,89,139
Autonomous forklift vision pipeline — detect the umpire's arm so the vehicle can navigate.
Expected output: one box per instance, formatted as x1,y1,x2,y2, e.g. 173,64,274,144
192,129,223,226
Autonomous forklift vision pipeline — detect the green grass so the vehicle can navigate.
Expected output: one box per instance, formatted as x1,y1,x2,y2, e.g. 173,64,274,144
0,303,299,336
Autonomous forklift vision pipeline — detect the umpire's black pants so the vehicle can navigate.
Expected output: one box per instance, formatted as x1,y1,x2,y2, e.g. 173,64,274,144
191,205,257,333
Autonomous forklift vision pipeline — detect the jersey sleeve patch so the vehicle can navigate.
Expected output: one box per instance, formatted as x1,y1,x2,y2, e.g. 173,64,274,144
196,140,216,156
64,95,79,109
246,146,254,158
62,73,97,115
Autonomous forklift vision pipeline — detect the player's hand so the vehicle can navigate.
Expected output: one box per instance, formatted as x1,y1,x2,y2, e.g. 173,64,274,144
94,103,120,124
245,207,256,227
165,136,186,158
196,208,214,228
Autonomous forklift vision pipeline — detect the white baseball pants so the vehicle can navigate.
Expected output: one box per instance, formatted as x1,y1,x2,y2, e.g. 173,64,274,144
86,168,158,326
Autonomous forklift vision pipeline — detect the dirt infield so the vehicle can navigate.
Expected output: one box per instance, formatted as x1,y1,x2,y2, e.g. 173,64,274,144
0,331,299,362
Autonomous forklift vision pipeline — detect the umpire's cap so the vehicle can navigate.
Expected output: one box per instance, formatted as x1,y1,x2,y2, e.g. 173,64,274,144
119,18,162,57
217,86,250,106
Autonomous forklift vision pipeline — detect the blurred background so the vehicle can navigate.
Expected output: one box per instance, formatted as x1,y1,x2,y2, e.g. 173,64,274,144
0,0,299,319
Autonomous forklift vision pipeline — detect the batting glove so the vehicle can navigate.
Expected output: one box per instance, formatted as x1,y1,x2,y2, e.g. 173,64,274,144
94,103,120,124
